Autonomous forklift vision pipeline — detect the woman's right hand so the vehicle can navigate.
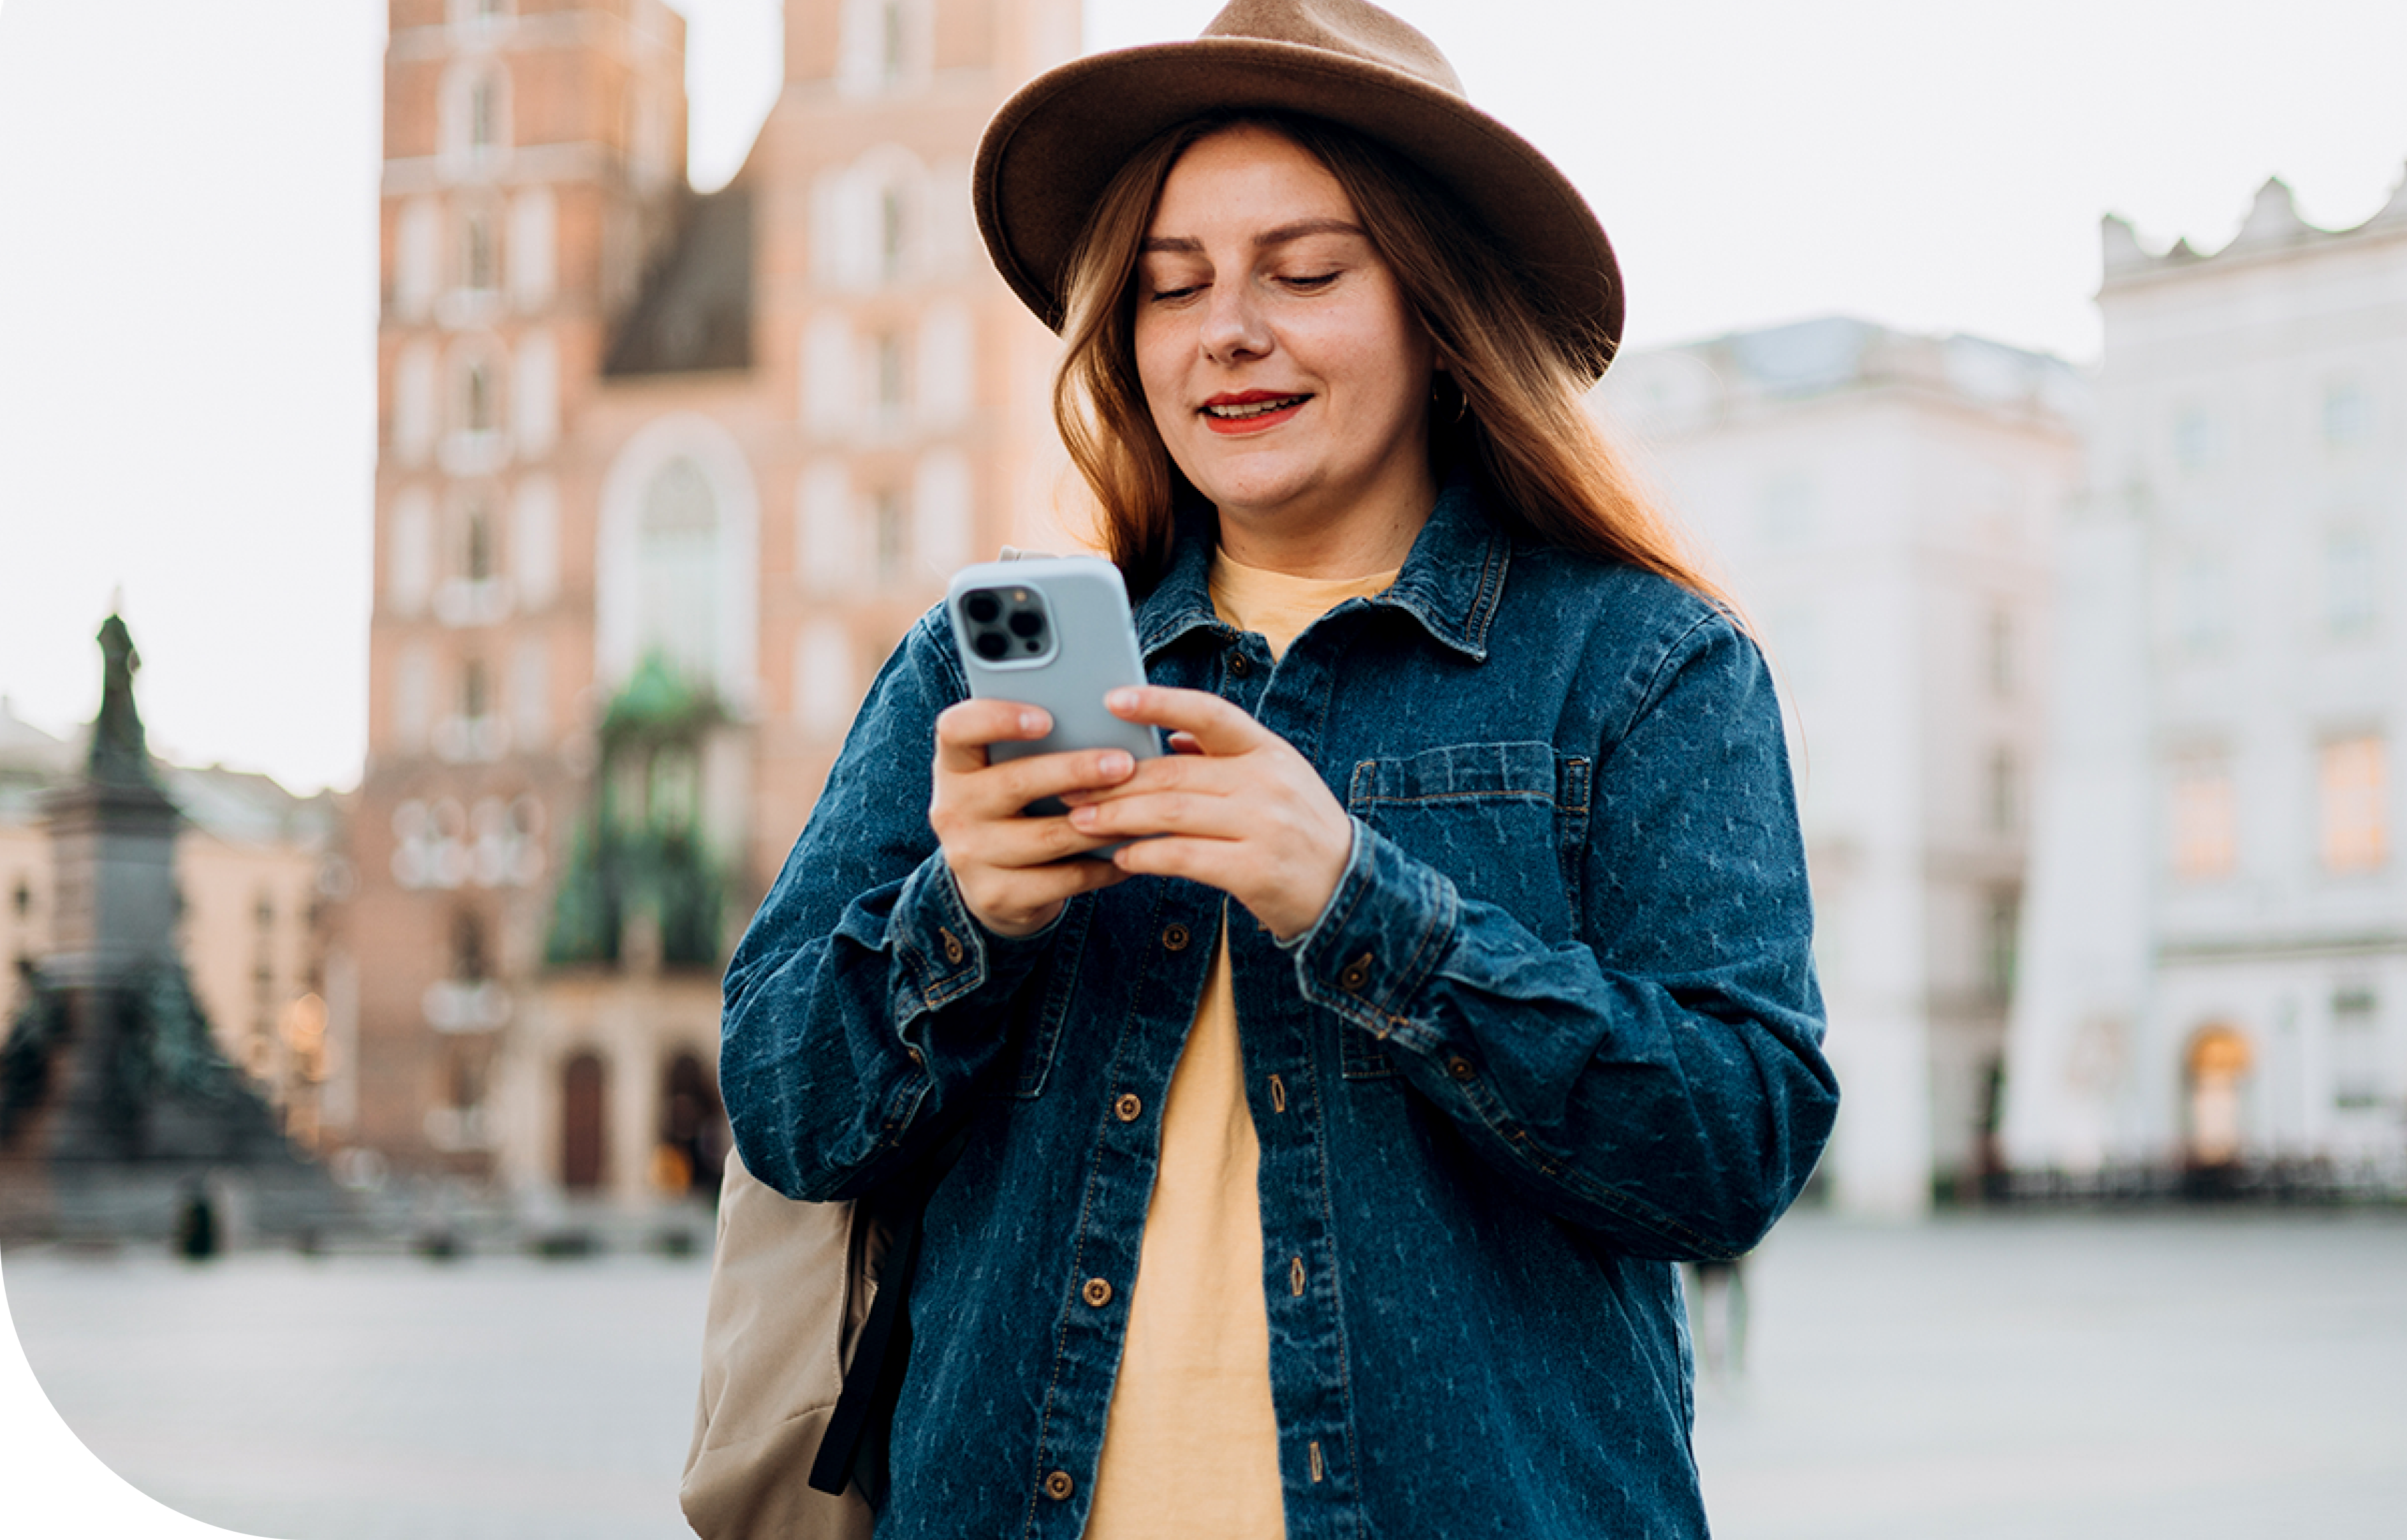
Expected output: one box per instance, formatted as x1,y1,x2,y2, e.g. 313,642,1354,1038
929,699,1139,938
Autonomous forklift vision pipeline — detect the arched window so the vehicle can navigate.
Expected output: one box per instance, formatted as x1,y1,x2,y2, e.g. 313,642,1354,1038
508,188,556,308
395,344,437,461
397,200,440,316
513,477,559,607
389,488,435,614
462,498,495,582
871,488,906,586
463,358,498,435
915,301,973,426
1986,746,2019,836
912,450,971,572
814,147,926,289
879,185,908,282
395,645,433,752
442,61,512,166
596,416,759,709
461,657,490,725
637,457,722,683
797,461,856,592
451,909,490,982
801,314,857,434
514,330,558,457
470,73,504,155
796,621,857,739
873,329,908,423
462,209,498,294
562,1051,607,1190
658,1052,724,1197
839,0,928,94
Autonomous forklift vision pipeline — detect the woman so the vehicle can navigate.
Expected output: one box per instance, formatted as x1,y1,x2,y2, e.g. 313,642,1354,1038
720,3,1837,1536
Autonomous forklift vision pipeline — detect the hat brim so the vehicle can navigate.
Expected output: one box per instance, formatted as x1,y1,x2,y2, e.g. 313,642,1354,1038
973,37,1622,382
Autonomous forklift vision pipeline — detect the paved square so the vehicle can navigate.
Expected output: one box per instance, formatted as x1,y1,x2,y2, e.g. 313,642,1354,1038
4,1209,2404,1537
1694,1210,2407,1539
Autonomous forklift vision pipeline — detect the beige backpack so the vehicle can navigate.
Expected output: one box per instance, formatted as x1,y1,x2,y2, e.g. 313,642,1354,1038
680,1149,885,1539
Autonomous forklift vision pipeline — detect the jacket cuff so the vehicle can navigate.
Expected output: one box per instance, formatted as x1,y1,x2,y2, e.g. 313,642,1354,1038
1281,817,1459,1051
889,854,1054,1030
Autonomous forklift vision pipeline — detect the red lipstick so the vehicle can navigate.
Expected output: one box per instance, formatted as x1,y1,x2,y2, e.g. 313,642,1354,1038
1200,389,1310,435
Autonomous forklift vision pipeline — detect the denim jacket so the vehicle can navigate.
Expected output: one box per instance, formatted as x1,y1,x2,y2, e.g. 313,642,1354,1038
722,475,1838,1539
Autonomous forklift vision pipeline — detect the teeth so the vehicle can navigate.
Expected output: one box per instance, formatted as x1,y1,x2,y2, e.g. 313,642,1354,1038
1205,396,1306,419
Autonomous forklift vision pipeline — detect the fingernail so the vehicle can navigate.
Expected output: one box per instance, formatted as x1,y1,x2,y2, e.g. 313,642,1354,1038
1107,688,1140,712
1100,752,1132,777
1070,805,1096,827
1019,710,1045,733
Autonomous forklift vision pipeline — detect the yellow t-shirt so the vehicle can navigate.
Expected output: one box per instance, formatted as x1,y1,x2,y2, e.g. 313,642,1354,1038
1083,551,1397,1540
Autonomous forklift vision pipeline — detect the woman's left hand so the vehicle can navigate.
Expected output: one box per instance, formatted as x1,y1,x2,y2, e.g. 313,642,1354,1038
1061,685,1352,941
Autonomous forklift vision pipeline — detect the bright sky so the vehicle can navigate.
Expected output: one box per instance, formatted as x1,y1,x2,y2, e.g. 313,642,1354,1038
2,0,2404,799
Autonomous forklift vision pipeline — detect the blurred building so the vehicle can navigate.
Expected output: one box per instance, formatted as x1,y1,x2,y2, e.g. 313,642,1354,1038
351,0,1079,1217
1597,319,2086,1217
2005,177,2407,1191
0,696,344,1144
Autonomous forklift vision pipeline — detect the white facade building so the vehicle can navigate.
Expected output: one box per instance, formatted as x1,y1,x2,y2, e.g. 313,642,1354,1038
1598,319,2084,1217
2005,177,2407,1191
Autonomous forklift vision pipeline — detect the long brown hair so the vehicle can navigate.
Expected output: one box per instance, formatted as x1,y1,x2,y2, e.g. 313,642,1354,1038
1051,110,1727,609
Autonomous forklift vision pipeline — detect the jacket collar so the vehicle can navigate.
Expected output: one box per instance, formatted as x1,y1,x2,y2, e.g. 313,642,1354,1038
1133,469,1509,664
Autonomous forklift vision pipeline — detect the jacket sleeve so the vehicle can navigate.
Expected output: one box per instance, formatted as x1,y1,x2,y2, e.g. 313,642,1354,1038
719,609,1058,1202
1281,607,1837,1260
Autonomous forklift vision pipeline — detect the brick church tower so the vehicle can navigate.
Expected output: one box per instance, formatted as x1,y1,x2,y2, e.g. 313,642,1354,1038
345,0,1080,1214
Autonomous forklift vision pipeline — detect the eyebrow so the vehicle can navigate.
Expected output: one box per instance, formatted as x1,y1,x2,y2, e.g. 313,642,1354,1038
1138,218,1367,255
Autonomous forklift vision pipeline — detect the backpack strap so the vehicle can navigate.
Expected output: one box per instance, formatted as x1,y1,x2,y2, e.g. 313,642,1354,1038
807,1119,974,1506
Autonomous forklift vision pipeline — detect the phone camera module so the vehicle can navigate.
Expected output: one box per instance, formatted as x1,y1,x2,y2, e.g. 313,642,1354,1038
961,585,1052,665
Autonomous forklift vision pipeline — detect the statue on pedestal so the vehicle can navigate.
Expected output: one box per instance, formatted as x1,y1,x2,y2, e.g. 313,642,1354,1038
0,614,340,1244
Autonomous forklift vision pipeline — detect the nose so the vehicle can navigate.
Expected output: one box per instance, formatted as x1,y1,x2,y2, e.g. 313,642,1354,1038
1198,279,1271,363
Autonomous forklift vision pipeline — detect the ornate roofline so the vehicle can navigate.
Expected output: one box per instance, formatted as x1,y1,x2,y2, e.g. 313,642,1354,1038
2101,167,2407,288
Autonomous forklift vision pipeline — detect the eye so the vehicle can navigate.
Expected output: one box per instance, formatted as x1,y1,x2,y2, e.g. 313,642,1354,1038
1282,272,1340,291
1148,282,1204,304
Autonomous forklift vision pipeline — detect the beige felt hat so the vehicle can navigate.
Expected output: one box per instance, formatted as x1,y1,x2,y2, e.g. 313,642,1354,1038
972,0,1624,381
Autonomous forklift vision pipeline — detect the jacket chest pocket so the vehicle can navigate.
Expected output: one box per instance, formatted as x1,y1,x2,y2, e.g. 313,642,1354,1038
1340,742,1590,1080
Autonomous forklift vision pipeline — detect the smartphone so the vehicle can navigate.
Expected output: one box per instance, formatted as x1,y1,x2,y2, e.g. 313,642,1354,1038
945,556,1161,834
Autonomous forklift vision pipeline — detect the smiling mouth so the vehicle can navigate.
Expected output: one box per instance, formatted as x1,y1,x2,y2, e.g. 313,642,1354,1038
1204,395,1311,420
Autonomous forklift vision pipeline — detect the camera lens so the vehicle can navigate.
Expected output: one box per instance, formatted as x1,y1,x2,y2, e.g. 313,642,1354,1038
973,632,1008,660
964,591,1001,624
1008,609,1044,639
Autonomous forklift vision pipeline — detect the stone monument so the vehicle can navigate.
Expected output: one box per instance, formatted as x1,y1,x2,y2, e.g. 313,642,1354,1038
0,616,341,1244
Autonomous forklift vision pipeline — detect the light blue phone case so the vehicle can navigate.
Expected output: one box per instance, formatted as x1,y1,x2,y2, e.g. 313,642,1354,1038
945,557,1161,843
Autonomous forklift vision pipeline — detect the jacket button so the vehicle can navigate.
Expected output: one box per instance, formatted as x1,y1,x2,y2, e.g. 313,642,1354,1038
1114,1092,1142,1122
939,927,964,965
1337,952,1372,991
1228,652,1252,678
1162,924,1190,952
1044,1470,1075,1500
1448,1056,1476,1082
1082,1276,1113,1307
